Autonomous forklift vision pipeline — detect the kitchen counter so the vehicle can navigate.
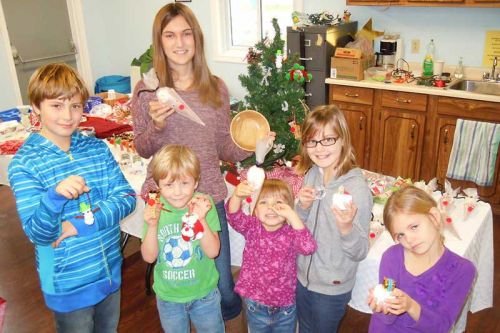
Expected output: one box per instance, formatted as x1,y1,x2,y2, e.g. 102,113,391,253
325,78,500,103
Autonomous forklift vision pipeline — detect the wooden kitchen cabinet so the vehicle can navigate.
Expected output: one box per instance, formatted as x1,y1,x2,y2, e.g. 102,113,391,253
329,85,374,168
375,91,427,180
425,96,500,204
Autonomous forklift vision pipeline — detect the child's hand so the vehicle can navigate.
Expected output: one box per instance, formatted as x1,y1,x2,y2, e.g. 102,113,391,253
332,201,357,235
52,221,77,248
298,186,315,209
384,288,420,317
56,175,90,199
144,202,161,227
367,287,386,313
190,194,211,220
271,203,294,220
234,180,254,199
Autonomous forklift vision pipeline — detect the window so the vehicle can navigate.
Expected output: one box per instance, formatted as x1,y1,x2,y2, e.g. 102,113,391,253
211,0,303,63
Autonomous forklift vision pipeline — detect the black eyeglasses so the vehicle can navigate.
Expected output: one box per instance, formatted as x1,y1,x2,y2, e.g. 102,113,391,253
305,137,338,148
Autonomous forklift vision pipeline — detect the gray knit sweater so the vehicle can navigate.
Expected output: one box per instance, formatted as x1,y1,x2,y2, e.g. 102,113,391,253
296,166,373,295
131,78,251,203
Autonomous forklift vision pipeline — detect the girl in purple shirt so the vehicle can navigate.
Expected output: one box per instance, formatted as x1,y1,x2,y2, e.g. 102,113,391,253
226,179,317,332
368,186,476,333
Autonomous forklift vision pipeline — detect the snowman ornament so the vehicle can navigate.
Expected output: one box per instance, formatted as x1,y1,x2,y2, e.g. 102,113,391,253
181,212,204,242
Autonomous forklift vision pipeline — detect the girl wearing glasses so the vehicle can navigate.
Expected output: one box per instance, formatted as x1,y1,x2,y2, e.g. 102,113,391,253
294,105,373,332
368,186,475,333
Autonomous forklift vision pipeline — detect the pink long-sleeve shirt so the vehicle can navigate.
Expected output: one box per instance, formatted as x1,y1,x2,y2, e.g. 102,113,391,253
131,78,250,203
226,204,317,307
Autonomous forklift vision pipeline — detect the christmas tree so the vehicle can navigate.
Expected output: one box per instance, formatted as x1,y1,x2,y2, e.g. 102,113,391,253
237,18,309,169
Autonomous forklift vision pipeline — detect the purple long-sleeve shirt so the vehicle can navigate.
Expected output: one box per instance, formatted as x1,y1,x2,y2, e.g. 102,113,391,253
131,78,251,203
226,204,317,307
369,244,476,333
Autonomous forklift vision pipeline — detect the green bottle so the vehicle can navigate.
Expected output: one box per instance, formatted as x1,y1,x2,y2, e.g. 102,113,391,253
423,39,435,77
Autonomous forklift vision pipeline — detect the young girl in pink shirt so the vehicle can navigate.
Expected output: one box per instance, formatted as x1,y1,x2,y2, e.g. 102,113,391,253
226,179,317,332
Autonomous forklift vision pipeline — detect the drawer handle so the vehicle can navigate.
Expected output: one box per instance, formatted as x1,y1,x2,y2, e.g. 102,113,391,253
410,124,416,139
345,93,359,98
299,57,313,61
444,129,448,144
304,93,312,97
359,116,364,130
395,97,411,103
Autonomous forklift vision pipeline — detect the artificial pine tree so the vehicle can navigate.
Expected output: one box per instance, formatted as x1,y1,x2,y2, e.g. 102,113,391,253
237,18,309,169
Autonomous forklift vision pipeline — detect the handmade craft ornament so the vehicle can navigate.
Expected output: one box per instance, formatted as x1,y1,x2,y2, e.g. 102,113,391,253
181,212,204,242
369,203,385,245
332,185,353,210
244,136,274,214
156,87,205,126
373,277,396,304
439,180,461,240
275,50,283,69
286,64,312,83
80,202,95,225
463,188,478,220
413,177,438,195
343,10,351,23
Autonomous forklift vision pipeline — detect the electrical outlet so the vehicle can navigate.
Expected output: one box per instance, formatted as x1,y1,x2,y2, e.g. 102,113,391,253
411,39,420,54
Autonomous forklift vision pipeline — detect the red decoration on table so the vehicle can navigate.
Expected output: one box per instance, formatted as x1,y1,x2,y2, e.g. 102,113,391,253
245,197,252,203
79,116,132,139
0,140,24,155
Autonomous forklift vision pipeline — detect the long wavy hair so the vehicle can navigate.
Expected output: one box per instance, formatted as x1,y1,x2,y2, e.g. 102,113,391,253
295,105,357,176
151,3,221,107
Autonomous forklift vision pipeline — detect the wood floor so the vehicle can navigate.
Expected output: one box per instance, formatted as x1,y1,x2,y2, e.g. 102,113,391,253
1,184,499,333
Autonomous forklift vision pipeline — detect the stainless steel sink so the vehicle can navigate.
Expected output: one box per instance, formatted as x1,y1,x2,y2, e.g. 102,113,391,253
447,79,500,96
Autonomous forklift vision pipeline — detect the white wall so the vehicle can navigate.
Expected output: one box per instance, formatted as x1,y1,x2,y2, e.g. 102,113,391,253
1,0,499,110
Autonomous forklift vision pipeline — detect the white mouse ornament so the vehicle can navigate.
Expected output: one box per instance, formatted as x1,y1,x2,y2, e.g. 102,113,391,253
332,185,353,210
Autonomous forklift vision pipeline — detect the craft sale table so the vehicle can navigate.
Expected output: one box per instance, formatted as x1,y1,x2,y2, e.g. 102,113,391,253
349,197,493,333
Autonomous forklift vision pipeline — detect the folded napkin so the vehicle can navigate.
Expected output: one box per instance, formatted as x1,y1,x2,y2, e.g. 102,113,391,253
446,119,500,187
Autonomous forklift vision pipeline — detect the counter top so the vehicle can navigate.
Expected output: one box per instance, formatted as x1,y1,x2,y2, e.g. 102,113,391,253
325,78,500,103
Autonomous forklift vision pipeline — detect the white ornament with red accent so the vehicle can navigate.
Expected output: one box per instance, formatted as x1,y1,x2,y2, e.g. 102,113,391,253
462,187,478,220
332,185,353,210
181,212,204,242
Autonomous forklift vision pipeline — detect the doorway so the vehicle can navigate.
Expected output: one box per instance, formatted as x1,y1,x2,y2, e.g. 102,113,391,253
0,0,92,105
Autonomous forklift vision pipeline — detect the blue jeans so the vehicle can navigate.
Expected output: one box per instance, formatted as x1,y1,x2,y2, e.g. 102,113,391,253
245,298,297,333
53,289,120,333
215,201,242,320
296,282,351,333
156,288,225,333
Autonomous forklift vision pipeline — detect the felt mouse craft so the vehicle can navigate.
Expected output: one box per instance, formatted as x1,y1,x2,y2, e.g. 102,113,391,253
181,211,204,242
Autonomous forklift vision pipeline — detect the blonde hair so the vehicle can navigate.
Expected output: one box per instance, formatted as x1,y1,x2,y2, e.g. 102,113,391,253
151,3,222,108
28,62,89,109
295,105,357,176
150,144,200,184
257,179,294,208
383,186,442,239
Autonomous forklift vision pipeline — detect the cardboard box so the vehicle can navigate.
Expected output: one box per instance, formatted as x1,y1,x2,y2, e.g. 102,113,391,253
330,57,369,81
96,92,129,106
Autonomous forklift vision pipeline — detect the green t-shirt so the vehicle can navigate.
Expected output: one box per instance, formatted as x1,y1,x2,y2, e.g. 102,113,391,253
143,193,221,303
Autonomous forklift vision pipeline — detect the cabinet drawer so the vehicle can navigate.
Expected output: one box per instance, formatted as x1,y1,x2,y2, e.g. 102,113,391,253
329,85,374,105
437,96,500,122
381,91,427,112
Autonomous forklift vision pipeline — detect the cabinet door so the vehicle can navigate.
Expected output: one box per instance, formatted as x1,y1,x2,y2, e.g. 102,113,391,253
336,102,372,168
435,117,456,184
378,109,426,180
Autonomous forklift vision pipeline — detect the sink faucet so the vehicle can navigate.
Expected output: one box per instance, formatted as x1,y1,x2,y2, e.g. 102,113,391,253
492,56,497,81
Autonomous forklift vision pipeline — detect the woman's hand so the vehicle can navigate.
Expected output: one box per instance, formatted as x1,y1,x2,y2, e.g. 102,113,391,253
332,201,357,235
148,100,175,131
297,186,315,209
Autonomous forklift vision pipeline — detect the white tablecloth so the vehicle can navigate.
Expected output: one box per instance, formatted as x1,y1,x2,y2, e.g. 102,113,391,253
349,198,493,333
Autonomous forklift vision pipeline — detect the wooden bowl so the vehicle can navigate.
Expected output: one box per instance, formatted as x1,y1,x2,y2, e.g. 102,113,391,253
230,110,270,151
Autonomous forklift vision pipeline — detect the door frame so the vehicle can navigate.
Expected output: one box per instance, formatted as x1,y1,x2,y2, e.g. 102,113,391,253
0,0,93,106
